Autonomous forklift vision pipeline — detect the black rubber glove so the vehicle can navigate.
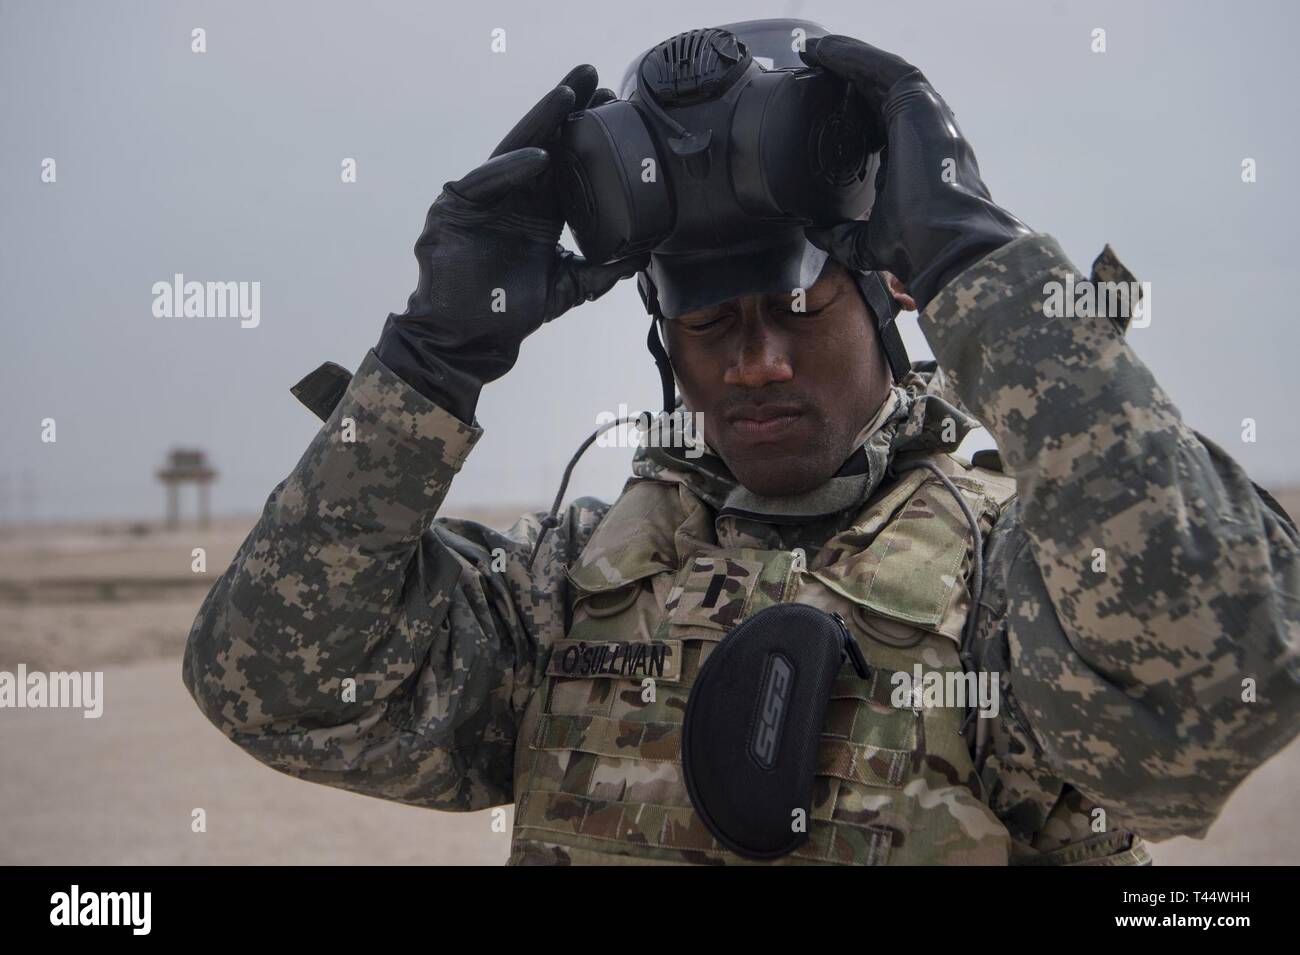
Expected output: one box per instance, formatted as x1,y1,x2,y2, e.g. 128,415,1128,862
799,36,1030,311
376,65,649,423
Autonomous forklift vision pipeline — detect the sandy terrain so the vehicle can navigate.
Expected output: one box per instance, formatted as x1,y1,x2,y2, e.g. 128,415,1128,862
0,658,512,865
2,497,1298,866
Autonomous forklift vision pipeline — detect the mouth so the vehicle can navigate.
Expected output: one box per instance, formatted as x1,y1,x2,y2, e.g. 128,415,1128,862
724,404,808,441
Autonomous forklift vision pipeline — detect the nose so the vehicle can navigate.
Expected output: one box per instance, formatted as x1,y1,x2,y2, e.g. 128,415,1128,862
722,320,794,388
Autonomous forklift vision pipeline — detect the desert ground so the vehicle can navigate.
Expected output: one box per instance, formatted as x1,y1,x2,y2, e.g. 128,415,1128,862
2,500,1297,866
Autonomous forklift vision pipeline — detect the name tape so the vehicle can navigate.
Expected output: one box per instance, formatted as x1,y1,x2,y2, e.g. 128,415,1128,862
546,639,682,682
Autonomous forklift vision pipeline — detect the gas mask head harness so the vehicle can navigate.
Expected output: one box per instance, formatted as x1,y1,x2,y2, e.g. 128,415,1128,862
556,18,909,412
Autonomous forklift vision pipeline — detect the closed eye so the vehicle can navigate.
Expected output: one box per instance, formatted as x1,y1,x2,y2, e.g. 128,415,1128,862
774,304,825,317
772,286,840,316
678,311,733,332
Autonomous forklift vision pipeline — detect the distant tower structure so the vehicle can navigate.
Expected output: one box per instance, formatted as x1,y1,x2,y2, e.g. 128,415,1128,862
156,448,217,528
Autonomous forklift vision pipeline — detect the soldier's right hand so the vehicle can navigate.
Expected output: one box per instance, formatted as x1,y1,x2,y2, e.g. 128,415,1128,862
376,65,648,422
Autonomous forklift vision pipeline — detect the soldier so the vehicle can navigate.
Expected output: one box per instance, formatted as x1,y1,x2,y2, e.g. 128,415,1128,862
182,25,1300,865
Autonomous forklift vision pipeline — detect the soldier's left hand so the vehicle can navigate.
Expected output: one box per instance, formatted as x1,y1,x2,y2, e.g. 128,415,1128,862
800,36,1031,310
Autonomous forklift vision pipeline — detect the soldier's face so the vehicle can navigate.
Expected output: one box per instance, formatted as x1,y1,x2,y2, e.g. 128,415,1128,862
666,260,893,497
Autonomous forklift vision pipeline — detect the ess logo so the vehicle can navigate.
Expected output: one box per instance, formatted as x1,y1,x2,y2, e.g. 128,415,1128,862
750,653,792,769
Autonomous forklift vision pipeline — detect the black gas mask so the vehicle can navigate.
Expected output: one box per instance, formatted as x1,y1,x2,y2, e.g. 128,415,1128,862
555,19,909,411
558,25,880,272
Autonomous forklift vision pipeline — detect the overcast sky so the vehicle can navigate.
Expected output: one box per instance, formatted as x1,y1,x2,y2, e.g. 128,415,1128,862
3,0,1297,523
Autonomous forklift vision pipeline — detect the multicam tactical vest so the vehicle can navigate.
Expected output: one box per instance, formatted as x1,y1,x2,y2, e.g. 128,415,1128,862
509,455,1021,865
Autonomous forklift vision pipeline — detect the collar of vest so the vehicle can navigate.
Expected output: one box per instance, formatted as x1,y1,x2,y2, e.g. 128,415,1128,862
632,364,979,529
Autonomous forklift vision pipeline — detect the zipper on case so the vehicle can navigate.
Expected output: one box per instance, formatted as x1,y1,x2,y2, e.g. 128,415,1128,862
831,611,871,679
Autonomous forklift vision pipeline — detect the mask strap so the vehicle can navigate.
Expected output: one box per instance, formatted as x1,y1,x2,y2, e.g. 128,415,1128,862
639,272,677,412
647,318,677,413
853,271,910,381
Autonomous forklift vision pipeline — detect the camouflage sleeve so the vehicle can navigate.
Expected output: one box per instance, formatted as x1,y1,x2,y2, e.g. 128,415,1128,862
182,349,608,811
920,234,1300,841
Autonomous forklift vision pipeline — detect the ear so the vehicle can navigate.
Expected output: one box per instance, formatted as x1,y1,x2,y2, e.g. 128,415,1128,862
884,272,917,312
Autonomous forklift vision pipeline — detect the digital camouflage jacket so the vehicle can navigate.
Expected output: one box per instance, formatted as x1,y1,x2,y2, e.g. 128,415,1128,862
182,234,1300,864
